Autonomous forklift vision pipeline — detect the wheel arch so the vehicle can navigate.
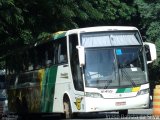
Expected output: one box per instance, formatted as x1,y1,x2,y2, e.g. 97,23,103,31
63,93,74,112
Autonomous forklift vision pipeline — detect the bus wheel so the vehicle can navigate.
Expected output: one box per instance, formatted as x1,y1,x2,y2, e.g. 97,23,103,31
119,110,128,117
63,100,72,119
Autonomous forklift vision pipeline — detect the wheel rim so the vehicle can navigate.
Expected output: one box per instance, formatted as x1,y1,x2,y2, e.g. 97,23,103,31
64,101,71,119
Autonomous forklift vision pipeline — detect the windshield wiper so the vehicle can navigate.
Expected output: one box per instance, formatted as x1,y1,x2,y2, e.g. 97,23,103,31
121,67,136,87
103,80,112,89
103,60,117,89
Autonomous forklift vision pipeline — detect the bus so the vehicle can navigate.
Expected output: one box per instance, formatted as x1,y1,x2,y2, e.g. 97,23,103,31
6,26,157,118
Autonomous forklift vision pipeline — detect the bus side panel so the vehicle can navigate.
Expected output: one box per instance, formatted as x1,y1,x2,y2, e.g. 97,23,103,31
52,64,70,113
7,72,42,113
7,66,58,114
52,64,85,113
40,66,58,112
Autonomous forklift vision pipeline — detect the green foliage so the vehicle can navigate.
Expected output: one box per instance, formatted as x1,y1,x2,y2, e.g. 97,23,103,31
0,0,137,56
0,0,159,88
0,0,138,69
135,0,160,87
0,0,23,52
135,0,160,57
37,32,51,42
146,22,160,43
20,30,34,45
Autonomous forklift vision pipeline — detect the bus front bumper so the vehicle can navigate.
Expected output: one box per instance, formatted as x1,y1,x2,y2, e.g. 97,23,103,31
84,93,149,112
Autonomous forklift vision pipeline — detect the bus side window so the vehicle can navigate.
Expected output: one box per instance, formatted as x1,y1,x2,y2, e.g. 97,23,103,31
69,34,84,91
22,51,29,71
28,48,35,71
54,42,59,64
14,52,23,73
6,54,18,74
57,37,68,64
45,42,54,67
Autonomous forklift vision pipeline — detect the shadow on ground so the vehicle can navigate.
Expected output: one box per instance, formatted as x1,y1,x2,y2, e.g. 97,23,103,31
2,112,154,120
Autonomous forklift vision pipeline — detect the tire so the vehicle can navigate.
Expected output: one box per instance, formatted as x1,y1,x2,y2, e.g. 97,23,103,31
63,100,72,119
119,110,128,117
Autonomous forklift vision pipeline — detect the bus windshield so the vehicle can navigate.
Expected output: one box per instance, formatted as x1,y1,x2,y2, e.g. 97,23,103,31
117,47,146,87
84,48,116,88
84,46,147,88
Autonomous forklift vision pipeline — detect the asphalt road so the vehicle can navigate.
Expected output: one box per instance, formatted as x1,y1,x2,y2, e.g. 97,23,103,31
2,109,159,120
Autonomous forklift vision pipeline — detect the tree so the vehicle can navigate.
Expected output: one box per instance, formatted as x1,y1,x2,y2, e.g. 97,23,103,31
134,0,160,53
0,0,138,68
134,0,160,91
0,0,23,56
0,0,137,54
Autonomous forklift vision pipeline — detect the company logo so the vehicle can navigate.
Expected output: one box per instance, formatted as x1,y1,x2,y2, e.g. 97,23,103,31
60,73,68,79
74,97,83,110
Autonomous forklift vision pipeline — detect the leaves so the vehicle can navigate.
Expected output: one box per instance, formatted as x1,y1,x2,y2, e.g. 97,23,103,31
134,0,160,85
0,0,160,94
146,22,160,42
0,0,140,59
135,0,160,61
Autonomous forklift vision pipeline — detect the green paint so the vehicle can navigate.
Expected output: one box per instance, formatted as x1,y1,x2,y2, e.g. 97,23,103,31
41,66,58,112
116,88,126,93
116,87,140,93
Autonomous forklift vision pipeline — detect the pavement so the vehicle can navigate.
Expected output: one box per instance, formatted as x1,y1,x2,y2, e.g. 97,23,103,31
1,108,159,120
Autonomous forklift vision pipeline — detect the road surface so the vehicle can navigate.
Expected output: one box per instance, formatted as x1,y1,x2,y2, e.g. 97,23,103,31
2,109,159,120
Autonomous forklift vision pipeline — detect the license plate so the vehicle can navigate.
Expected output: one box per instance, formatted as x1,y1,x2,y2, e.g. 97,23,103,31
115,102,126,106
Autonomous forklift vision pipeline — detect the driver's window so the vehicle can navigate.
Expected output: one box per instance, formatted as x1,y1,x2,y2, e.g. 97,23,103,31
69,34,84,91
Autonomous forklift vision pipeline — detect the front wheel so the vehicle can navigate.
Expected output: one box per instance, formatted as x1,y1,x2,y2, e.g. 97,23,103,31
63,100,72,119
119,110,128,117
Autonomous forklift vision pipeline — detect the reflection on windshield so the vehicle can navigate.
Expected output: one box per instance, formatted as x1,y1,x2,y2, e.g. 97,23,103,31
117,47,146,86
84,47,147,88
117,47,143,69
85,48,117,88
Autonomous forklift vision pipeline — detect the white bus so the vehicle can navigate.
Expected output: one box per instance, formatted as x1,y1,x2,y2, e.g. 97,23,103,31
6,26,156,118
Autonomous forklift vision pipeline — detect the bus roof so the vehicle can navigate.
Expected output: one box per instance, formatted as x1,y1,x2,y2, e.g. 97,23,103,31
66,26,139,35
50,31,66,40
48,26,138,41
35,31,67,45
39,26,139,43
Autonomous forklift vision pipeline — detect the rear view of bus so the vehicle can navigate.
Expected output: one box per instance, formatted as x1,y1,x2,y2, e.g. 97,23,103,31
67,26,156,118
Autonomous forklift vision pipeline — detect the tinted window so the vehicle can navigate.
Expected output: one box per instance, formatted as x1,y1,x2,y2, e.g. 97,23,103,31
69,34,84,91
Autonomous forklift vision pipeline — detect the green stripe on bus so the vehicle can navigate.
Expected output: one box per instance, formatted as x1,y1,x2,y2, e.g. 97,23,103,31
116,87,140,93
116,88,126,93
41,66,58,112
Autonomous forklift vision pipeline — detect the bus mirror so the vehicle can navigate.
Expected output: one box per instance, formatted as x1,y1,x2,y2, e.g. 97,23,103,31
144,42,157,64
76,46,85,67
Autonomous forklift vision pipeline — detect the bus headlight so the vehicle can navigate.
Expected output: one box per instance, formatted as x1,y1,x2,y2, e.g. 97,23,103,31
85,92,103,98
137,89,149,96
